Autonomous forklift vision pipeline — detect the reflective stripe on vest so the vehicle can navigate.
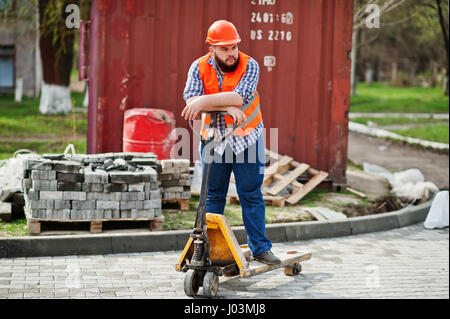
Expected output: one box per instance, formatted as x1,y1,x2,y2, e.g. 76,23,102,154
198,51,262,139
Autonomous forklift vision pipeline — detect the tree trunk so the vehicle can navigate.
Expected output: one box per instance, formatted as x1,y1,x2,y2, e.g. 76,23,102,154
409,62,417,87
38,0,76,113
391,61,398,84
365,63,374,85
350,27,359,96
430,61,438,87
436,0,449,95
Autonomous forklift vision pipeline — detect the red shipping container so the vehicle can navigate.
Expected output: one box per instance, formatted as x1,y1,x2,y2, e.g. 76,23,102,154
84,0,354,188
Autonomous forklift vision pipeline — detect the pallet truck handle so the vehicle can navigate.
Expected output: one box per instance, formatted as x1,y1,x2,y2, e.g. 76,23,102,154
188,111,237,144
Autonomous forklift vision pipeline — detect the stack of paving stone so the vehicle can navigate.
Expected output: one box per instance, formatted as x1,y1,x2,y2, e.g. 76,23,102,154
159,159,191,201
22,153,162,223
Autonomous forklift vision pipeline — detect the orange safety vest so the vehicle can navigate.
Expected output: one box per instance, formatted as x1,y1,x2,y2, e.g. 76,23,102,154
198,51,262,139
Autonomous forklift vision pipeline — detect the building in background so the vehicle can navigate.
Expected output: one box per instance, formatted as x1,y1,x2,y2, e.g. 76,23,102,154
0,0,42,97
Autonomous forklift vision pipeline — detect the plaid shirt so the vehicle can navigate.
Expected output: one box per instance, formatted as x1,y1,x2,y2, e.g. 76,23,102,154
183,55,263,155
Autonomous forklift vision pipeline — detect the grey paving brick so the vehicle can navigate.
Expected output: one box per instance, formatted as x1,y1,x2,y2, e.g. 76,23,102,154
120,201,138,210
104,183,127,193
56,172,83,183
96,201,119,210
103,210,112,219
39,191,63,200
131,209,153,218
72,200,96,210
62,192,86,201
54,200,71,210
109,172,141,184
52,161,81,173
51,209,71,220
128,183,144,192
1,223,447,299
84,169,109,184
31,170,56,180
32,180,50,191
120,210,131,218
128,192,145,201
143,200,161,209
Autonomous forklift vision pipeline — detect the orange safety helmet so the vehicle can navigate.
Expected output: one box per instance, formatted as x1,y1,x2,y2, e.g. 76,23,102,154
205,20,241,46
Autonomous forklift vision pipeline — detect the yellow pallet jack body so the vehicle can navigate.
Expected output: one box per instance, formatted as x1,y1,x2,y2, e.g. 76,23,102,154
176,213,311,297
176,112,311,297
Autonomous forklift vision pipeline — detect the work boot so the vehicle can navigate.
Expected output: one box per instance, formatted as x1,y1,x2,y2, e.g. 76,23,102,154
253,251,281,265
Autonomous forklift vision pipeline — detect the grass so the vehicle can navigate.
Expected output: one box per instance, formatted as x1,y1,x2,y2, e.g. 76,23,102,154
391,125,449,144
162,196,247,230
0,140,87,160
162,190,369,231
350,82,449,113
0,218,28,237
351,116,448,126
0,92,87,159
3,187,366,236
350,83,449,145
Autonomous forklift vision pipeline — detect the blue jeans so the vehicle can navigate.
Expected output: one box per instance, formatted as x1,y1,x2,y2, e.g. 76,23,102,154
200,135,272,256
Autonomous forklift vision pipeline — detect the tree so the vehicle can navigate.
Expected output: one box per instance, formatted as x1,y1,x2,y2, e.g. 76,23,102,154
433,0,449,95
351,0,407,95
1,0,91,112
351,0,449,94
38,0,81,114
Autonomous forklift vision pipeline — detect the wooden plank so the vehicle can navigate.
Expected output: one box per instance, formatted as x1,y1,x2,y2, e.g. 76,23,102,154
286,171,328,205
151,216,164,231
273,173,304,188
263,195,285,207
28,221,41,234
265,149,280,162
262,155,293,187
90,220,102,234
305,209,327,221
267,163,310,196
226,196,240,205
347,187,367,198
240,250,312,278
162,198,189,211
227,195,285,207
266,149,323,181
305,207,347,221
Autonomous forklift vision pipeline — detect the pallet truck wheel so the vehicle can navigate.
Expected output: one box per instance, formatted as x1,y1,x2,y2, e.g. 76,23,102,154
203,272,219,297
284,262,302,276
184,270,203,296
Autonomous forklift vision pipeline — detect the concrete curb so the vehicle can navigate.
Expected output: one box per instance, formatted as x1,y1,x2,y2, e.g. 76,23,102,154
0,200,432,258
348,121,449,151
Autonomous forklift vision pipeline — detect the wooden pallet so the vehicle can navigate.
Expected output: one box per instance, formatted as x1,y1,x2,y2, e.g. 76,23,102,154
24,208,164,235
161,198,190,211
264,149,329,205
228,150,328,206
226,194,286,207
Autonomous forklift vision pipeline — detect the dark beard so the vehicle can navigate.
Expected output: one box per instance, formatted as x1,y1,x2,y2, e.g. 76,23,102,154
215,54,240,73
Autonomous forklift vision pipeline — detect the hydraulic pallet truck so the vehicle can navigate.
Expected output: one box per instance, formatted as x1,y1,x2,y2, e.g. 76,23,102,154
175,111,312,297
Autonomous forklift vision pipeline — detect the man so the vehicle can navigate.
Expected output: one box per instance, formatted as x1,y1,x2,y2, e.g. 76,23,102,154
182,20,280,265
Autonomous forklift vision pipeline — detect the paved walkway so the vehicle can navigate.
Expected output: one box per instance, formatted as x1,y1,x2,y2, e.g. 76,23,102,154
0,223,448,299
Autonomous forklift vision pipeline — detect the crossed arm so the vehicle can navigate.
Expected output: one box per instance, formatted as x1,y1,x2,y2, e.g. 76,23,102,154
181,92,247,126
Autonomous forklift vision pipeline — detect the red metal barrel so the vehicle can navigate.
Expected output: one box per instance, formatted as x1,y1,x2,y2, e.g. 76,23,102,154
123,108,176,160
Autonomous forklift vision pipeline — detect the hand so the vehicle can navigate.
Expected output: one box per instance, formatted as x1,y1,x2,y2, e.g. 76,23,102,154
181,99,203,121
226,107,247,127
